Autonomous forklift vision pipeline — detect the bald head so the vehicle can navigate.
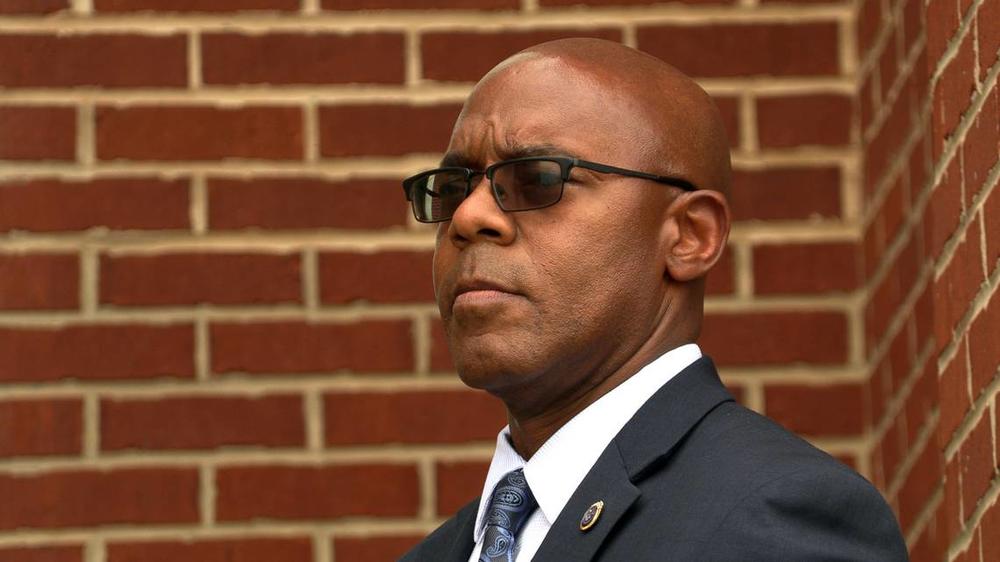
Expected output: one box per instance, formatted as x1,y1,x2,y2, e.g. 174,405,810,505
471,38,732,196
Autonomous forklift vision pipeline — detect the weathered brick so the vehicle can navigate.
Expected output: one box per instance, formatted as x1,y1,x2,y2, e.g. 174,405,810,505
896,435,942,531
959,414,993,519
0,106,75,160
0,0,67,13
325,390,504,444
101,395,304,451
96,106,303,161
202,33,405,85
319,251,434,304
933,31,976,143
211,320,413,375
0,468,198,529
753,242,858,294
0,324,195,382
928,157,964,260
937,350,970,445
332,535,424,562
0,253,78,310
319,104,461,157
702,312,849,365
729,167,841,221
0,546,82,562
324,0,514,7
0,34,185,88
95,0,297,10
107,538,312,562
968,296,999,396
926,0,961,64
757,94,853,148
421,29,623,82
0,398,82,457
436,460,489,515
638,22,839,77
962,88,1000,202
933,219,984,351
100,252,301,306
978,1,1000,80
208,177,407,230
764,383,864,436
986,177,1000,266
216,464,419,521
0,178,189,232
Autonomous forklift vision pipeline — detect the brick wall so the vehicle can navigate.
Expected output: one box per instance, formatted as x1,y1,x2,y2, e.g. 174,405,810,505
0,1,994,561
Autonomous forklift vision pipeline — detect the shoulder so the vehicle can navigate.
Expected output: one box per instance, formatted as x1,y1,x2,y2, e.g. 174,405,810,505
399,498,478,562
683,402,908,560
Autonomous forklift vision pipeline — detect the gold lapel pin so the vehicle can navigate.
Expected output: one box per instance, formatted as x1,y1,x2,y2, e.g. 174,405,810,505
579,500,604,531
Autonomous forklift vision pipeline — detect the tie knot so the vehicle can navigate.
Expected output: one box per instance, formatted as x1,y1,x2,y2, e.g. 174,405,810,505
485,468,537,534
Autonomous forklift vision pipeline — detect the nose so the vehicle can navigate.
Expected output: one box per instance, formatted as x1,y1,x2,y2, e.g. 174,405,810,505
444,175,517,248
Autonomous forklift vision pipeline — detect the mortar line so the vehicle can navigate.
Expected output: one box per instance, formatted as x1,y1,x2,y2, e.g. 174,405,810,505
413,313,431,376
188,31,202,89
302,0,320,15
904,485,943,548
195,315,210,382
199,464,216,526
885,408,939,498
739,93,757,153
85,537,105,562
82,393,100,459
521,0,539,12
870,339,934,442
304,101,319,163
943,363,1000,461
418,456,436,521
190,174,208,234
929,0,985,83
77,103,95,167
305,389,325,452
946,474,1000,560
314,532,333,562
733,240,753,298
302,248,320,310
621,24,637,49
80,245,99,317
861,32,926,146
70,0,91,14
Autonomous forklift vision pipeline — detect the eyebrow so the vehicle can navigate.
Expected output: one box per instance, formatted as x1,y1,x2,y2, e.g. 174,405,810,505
438,143,580,169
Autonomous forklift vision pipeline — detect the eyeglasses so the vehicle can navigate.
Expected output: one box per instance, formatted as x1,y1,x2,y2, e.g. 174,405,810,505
401,156,696,223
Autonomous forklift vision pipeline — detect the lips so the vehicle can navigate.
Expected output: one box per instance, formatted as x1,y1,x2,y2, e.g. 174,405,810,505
451,278,523,309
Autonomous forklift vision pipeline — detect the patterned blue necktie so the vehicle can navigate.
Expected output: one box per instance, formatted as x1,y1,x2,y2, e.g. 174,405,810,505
479,468,538,562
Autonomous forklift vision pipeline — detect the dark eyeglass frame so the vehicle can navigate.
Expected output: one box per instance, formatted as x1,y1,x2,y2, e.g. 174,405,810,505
401,156,697,223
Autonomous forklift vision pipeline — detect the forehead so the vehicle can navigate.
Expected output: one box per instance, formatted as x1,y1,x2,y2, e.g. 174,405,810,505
446,56,654,167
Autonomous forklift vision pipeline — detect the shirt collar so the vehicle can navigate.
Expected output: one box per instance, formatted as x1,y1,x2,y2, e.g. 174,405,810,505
471,343,702,541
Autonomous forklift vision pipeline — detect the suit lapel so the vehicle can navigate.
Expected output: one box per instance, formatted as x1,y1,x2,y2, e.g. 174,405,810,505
532,357,733,561
444,500,478,562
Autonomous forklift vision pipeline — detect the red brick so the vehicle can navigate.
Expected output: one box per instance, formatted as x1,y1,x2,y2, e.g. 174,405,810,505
319,251,433,304
421,29,622,82
960,413,994,519
0,253,78,310
729,166,841,221
897,436,942,531
905,363,938,445
933,31,976,142
96,106,302,161
319,104,461,157
859,74,876,139
969,297,999,396
542,0,730,4
856,0,882,55
764,383,864,436
203,33,404,85
107,538,312,562
211,320,413,374
0,34,185,88
943,456,962,538
962,89,1000,202
902,0,925,54
332,535,424,562
96,0,296,10
934,219,984,350
978,2,1000,80
208,177,408,230
0,177,189,232
0,398,82,457
865,90,912,193
984,498,1000,562
325,389,504,444
637,22,839,77
0,324,194,382
876,415,905,485
216,464,419,521
909,501,947,562
0,546,82,562
702,311,848,365
0,0,67,13
101,395,304,451
987,178,1000,265
324,0,513,7
436,460,488,515
0,106,75,160
753,242,858,294
713,96,741,148
928,157,964,259
706,245,734,295
926,0,960,64
938,350,971,445
757,94,852,148
100,252,301,306
430,318,453,372
0,468,198,529
879,29,900,96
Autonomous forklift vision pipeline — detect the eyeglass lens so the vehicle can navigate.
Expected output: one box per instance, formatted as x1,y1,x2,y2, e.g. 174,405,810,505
411,159,564,223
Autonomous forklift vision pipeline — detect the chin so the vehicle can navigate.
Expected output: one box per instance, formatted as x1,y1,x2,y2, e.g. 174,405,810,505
449,336,542,395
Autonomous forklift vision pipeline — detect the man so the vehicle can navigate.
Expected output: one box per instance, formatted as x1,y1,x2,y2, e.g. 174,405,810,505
400,38,907,561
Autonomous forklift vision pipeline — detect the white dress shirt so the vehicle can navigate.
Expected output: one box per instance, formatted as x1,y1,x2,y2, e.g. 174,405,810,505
467,344,702,561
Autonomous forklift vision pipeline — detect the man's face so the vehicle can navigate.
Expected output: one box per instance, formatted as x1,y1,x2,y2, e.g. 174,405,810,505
433,56,675,414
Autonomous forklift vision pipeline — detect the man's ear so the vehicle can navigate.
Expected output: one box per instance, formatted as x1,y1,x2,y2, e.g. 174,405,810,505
661,190,731,282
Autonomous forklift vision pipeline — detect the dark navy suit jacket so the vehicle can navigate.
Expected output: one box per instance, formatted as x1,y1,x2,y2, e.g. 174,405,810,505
401,357,908,561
